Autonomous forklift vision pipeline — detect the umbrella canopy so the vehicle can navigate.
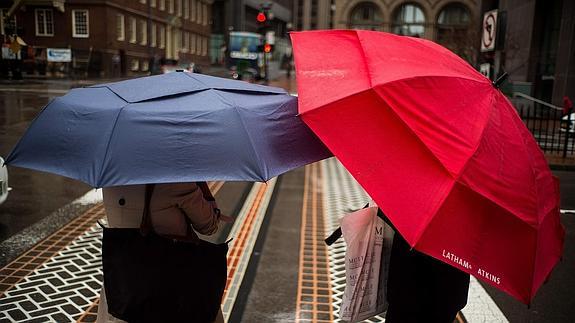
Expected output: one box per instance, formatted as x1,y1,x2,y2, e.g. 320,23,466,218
6,71,331,187
291,30,564,304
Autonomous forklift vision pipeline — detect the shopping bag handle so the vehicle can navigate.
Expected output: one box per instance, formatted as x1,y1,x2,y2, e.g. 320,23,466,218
324,205,392,246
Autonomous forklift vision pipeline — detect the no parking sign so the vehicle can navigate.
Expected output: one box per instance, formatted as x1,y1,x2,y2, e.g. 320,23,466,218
481,10,498,52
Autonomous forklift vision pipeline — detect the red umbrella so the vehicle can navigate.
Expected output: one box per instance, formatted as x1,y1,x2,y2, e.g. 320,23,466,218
291,30,564,304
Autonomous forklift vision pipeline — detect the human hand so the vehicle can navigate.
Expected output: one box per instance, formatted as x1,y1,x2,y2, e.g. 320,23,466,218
218,214,235,223
208,200,219,210
211,203,234,223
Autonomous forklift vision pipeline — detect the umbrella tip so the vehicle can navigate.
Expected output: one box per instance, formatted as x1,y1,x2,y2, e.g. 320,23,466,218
493,72,509,89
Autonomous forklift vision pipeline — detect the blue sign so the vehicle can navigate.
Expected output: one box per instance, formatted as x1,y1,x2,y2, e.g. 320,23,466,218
47,48,72,62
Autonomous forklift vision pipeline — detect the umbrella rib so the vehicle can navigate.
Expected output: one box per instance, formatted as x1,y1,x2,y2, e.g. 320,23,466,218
183,72,286,95
505,98,545,216
374,75,493,182
5,97,55,165
231,105,267,181
201,87,268,182
370,89,456,179
96,100,132,187
354,30,373,88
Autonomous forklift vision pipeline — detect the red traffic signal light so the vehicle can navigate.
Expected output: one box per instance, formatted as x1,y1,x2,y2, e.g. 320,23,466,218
257,12,267,23
264,43,272,53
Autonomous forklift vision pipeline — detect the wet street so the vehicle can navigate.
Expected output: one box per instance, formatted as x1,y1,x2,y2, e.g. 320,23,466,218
0,75,574,322
0,83,92,243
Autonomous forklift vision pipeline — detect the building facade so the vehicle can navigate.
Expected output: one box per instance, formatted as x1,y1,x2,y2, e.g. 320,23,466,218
1,0,213,78
480,0,574,105
331,0,481,65
293,0,334,30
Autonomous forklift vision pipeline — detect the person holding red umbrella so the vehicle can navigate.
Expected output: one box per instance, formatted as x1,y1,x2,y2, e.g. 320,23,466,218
384,221,470,323
292,29,564,312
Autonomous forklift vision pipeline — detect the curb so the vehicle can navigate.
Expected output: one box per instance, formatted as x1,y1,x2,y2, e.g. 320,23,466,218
549,164,575,171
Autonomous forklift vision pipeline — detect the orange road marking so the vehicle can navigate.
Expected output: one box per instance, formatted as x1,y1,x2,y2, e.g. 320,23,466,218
296,163,334,322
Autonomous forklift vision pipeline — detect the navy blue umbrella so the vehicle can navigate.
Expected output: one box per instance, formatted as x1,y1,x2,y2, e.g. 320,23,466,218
6,72,331,187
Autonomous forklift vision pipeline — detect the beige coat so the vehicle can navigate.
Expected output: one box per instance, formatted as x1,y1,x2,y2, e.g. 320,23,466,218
97,182,221,323
102,182,220,236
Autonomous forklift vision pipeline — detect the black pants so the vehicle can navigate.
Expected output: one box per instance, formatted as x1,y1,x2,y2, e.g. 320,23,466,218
385,302,459,323
385,233,469,323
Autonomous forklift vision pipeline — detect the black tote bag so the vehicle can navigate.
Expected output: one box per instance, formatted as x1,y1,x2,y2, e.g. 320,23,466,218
101,184,229,323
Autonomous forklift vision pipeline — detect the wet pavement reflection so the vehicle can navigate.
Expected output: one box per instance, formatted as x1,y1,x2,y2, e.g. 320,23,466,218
0,84,92,243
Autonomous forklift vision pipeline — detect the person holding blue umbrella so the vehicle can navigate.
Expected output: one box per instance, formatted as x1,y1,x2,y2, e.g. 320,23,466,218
6,71,331,323
97,182,233,323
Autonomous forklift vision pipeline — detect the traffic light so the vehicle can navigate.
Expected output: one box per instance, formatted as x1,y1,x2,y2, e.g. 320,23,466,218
257,11,267,24
257,43,274,53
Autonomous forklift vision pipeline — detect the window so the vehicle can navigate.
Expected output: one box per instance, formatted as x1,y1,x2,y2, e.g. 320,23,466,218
35,9,54,36
190,33,196,53
142,60,149,72
184,0,189,19
169,0,174,14
159,25,166,48
72,10,89,38
1,9,17,36
202,36,208,56
160,0,165,11
191,0,196,22
175,30,181,55
202,3,207,25
436,3,472,61
196,34,202,55
140,20,147,45
438,4,470,26
392,3,425,37
129,17,137,43
140,0,146,4
182,31,189,52
151,23,157,47
178,0,183,16
0,9,4,35
196,1,202,23
130,58,140,71
116,14,125,41
349,2,383,31
151,0,156,8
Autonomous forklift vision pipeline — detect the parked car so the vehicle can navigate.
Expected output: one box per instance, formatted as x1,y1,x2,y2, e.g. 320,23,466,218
0,157,10,205
160,59,198,74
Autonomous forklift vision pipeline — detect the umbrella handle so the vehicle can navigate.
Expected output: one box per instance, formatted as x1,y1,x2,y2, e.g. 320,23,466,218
493,72,509,89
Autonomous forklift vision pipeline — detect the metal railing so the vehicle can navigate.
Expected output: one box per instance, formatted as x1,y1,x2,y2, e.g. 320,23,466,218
511,93,574,158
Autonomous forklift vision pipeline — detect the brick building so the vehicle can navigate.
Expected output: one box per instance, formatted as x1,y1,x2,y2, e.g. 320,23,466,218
1,0,213,78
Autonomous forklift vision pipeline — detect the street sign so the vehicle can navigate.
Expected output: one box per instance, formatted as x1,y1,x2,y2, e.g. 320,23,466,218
481,10,498,52
47,48,72,62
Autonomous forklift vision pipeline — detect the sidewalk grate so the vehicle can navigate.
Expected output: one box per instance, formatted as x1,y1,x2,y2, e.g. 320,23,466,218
0,207,105,322
0,205,105,297
321,158,386,322
296,162,335,322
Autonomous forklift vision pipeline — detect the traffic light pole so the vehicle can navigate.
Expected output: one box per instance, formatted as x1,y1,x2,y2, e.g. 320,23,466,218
263,44,269,85
257,3,272,85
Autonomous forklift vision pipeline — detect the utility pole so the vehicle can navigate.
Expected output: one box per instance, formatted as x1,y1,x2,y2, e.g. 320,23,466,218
257,2,273,84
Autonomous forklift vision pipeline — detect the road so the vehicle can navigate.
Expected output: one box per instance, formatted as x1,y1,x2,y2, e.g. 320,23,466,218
0,75,574,322
0,83,92,244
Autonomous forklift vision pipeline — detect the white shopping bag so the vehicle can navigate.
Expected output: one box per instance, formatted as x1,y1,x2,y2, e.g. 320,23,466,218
339,203,394,322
